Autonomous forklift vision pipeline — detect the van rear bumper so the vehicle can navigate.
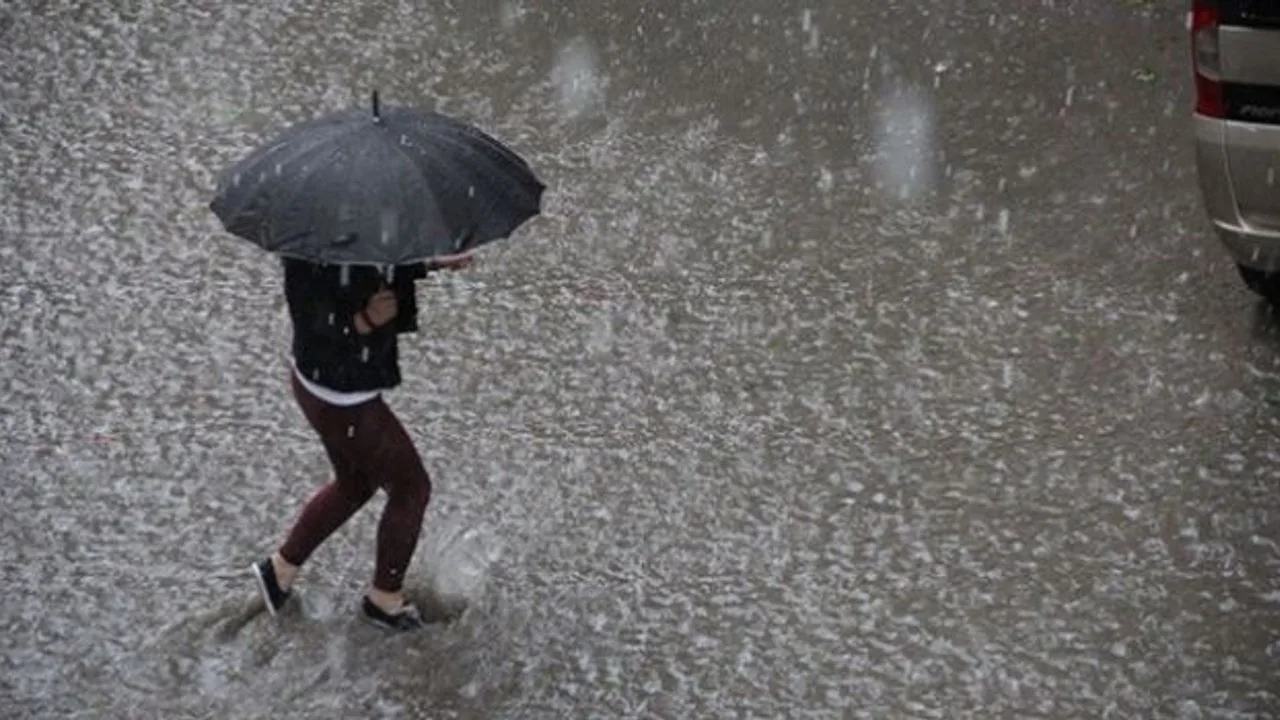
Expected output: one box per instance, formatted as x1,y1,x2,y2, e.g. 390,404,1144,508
1195,113,1280,271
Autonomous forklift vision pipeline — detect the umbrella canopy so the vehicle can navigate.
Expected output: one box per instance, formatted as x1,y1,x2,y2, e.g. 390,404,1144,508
209,92,544,266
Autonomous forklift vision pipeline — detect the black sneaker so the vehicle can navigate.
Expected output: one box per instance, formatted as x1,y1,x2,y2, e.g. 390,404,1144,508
251,557,292,616
361,597,426,632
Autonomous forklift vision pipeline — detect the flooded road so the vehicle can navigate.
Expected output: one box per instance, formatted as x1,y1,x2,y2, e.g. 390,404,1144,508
3,0,1280,717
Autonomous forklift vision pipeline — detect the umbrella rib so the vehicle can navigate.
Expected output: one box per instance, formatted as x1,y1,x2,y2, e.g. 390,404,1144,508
413,138,508,248
399,112,536,192
426,113,537,172
267,136,361,254
382,135,434,261
414,130,535,214
271,122,364,179
424,125,523,176
409,124,544,248
218,123,363,237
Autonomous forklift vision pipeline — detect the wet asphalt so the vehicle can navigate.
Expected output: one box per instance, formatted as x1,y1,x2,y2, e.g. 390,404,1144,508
1,0,1279,718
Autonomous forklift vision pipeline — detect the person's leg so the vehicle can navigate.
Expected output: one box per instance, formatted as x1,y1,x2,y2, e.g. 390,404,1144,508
275,375,380,584
359,402,432,613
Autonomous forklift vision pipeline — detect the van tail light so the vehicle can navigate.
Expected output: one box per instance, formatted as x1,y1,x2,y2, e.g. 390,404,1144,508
1191,1,1225,117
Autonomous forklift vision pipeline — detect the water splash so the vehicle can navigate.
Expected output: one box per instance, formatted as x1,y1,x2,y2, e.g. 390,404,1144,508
871,85,937,202
550,37,605,118
423,520,501,609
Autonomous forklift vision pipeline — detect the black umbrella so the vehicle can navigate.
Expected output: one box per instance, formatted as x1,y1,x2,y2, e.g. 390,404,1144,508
209,91,544,266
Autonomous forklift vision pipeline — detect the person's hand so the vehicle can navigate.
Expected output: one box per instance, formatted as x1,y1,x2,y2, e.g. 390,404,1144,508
357,288,398,334
428,250,477,271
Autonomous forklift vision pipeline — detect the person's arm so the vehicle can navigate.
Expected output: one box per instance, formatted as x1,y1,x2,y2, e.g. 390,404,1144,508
426,250,477,272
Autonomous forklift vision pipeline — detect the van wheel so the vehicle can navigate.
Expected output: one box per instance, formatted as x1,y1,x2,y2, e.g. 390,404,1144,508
1238,265,1280,306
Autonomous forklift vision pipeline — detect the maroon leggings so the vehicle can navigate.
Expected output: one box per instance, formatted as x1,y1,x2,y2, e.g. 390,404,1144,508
279,373,432,592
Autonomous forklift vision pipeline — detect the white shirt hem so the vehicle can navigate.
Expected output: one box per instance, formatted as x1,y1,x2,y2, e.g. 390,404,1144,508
291,358,382,406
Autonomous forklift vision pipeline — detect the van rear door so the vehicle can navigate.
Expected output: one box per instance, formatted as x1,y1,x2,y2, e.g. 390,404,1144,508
1220,1,1280,230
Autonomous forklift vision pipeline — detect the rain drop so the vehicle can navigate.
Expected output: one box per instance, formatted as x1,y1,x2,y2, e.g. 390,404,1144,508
380,208,398,245
339,265,350,286
312,369,321,381
802,9,819,53
232,173,241,187
361,346,370,363
816,167,834,193
274,163,282,176
385,264,395,283
328,313,335,325
468,185,476,198
1268,167,1275,187
347,425,355,438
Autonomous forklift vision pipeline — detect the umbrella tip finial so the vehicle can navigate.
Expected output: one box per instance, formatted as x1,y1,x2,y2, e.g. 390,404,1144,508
371,89,381,122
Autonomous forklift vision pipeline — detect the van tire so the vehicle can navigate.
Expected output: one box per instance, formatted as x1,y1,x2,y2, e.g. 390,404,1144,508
1238,264,1280,306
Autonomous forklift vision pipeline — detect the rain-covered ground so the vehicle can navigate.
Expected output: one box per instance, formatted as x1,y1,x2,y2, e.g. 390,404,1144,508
3,0,1279,717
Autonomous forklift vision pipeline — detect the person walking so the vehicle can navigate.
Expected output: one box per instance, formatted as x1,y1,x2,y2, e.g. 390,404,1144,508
208,95,541,633
251,251,474,632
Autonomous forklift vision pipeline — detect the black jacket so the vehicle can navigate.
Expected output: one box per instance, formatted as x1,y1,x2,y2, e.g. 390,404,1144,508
284,258,429,393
